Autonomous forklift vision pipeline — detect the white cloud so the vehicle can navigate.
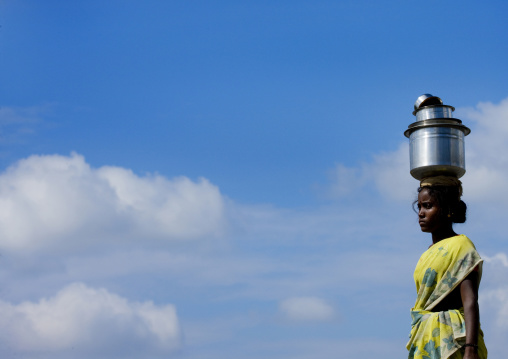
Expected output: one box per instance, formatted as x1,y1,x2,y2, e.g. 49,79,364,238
279,297,335,322
482,252,508,267
0,282,180,356
481,287,508,328
326,164,368,198
0,153,225,252
369,143,416,201
475,252,508,358
458,97,508,202
325,143,415,201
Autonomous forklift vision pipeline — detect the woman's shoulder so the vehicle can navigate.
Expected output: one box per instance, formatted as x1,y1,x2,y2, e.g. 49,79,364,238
449,234,479,252
455,234,475,244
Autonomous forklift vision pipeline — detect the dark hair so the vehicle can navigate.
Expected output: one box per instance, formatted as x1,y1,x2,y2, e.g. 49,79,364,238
413,186,467,223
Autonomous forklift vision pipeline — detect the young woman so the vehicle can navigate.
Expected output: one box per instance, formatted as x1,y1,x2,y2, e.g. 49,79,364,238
406,177,487,359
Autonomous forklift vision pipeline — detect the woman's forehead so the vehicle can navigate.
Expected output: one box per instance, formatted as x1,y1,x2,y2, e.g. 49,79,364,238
418,188,435,201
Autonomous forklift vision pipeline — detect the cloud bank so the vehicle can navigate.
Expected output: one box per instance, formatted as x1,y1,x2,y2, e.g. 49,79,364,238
0,283,180,357
458,97,508,202
0,153,225,252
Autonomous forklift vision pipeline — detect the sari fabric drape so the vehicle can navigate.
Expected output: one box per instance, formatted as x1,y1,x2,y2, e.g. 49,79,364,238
407,235,487,359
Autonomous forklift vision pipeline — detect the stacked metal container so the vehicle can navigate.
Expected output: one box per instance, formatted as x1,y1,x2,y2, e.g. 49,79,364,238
404,94,470,180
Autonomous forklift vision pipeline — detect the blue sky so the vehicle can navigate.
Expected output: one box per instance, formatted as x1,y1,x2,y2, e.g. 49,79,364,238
1,1,508,358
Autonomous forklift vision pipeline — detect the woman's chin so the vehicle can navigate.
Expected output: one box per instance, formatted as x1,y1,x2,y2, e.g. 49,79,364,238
419,225,430,233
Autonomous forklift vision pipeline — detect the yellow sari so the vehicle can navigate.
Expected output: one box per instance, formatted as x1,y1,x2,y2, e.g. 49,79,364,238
407,235,487,359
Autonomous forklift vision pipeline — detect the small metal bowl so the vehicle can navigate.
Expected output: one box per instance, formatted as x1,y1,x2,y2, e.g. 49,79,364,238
414,94,443,111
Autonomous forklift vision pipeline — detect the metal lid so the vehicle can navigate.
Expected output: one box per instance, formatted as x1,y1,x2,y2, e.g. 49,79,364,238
414,94,443,111
404,118,471,138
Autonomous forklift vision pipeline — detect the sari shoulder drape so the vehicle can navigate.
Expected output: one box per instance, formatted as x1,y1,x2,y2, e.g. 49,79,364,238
407,235,487,359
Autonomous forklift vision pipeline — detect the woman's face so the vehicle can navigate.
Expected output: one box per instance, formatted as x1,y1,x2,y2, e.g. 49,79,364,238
417,188,448,233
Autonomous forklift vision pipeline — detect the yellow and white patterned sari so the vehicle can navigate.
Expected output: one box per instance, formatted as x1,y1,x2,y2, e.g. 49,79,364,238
407,235,487,359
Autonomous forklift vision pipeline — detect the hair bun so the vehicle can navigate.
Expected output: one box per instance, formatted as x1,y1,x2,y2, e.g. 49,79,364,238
451,200,467,223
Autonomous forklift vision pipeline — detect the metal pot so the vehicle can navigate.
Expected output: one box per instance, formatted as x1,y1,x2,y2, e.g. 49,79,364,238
414,105,454,122
404,95,470,180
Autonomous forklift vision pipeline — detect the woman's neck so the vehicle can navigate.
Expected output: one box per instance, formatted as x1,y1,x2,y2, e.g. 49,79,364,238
431,227,457,244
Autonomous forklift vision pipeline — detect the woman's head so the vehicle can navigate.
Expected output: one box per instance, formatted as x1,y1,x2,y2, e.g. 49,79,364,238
417,185,467,223
414,185,467,234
